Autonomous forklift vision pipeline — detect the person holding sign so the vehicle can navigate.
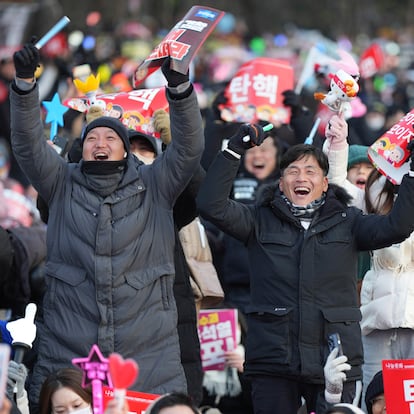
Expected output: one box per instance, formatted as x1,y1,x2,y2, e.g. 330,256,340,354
10,37,204,414
324,112,414,410
197,120,414,413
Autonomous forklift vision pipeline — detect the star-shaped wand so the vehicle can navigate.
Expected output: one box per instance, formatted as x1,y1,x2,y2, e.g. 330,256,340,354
72,344,112,414
42,92,69,140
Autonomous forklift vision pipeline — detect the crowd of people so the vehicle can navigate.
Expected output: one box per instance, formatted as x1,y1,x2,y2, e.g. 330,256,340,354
1,6,414,414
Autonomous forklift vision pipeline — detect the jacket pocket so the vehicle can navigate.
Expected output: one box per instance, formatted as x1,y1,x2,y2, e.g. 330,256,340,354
317,226,351,244
245,306,292,365
125,270,174,310
322,307,363,366
45,262,87,309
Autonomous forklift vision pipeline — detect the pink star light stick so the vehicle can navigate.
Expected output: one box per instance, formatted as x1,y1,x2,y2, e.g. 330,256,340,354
72,344,113,414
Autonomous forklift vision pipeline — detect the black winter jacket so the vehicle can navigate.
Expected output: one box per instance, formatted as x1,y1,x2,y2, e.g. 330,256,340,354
197,151,414,384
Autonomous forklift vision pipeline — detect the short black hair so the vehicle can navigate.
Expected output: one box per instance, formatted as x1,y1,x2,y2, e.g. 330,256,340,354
148,392,199,414
280,144,329,176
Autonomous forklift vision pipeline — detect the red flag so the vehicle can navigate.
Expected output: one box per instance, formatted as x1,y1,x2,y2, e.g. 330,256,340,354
359,43,384,79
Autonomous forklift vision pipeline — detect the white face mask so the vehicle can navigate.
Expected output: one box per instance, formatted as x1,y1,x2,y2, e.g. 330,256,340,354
71,406,93,414
132,151,155,165
366,114,385,131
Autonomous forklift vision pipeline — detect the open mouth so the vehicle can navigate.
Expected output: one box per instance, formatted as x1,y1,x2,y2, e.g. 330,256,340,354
94,152,109,161
294,187,310,196
252,162,265,170
356,178,366,188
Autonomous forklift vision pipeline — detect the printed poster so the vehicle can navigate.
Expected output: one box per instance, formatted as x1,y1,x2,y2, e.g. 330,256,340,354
133,5,225,88
219,58,294,125
102,386,159,414
382,359,414,414
198,308,238,371
64,88,169,137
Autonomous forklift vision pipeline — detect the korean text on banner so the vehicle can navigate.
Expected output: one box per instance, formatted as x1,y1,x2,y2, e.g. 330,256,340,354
219,58,294,125
133,5,225,88
198,308,238,371
382,359,414,414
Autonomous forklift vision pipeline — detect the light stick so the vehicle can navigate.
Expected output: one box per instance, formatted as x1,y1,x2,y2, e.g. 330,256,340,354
242,123,274,142
304,117,321,145
35,16,70,49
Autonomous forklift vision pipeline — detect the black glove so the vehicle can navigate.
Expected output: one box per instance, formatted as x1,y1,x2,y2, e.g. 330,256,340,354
211,90,228,120
408,138,414,171
227,123,266,155
161,57,189,87
282,89,303,117
13,37,40,79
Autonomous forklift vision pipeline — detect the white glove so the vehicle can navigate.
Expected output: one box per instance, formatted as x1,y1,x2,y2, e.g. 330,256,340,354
6,303,37,347
324,347,351,403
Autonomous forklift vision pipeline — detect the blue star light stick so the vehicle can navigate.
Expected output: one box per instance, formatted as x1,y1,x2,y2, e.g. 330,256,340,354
35,16,70,49
42,93,69,140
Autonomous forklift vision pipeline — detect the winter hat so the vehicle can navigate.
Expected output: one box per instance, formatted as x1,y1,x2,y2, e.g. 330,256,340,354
81,116,130,153
365,371,384,413
347,144,370,170
128,129,158,156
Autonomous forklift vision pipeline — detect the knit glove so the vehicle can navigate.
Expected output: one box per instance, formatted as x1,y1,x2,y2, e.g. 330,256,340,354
324,348,351,403
161,57,189,88
227,123,266,156
13,37,40,79
407,138,414,171
6,360,28,399
324,114,348,151
153,109,171,145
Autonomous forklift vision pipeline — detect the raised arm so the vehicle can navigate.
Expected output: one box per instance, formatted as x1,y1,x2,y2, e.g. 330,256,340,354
323,114,365,209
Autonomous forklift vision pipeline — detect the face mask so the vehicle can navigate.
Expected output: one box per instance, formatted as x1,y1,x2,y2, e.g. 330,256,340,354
366,114,385,131
71,405,92,414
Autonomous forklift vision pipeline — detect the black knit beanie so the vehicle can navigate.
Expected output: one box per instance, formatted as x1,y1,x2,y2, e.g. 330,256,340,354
128,129,158,156
81,116,130,153
365,371,384,413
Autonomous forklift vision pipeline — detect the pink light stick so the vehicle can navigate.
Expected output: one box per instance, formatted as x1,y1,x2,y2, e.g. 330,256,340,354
72,344,112,414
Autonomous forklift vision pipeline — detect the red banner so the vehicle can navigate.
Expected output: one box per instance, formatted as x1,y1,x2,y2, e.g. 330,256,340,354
133,5,225,88
102,386,159,414
368,109,414,184
219,58,294,125
64,88,169,137
383,359,414,414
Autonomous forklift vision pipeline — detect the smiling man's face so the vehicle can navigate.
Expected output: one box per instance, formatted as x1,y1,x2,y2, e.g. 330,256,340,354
279,154,328,206
82,127,126,161
244,137,278,180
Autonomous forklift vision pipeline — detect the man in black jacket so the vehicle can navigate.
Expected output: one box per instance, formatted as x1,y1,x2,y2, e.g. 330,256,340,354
196,122,414,413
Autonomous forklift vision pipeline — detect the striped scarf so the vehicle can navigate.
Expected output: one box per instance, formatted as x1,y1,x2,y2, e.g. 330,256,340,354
281,193,326,218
